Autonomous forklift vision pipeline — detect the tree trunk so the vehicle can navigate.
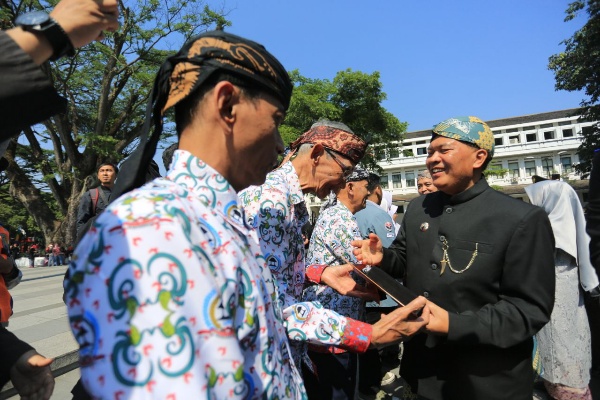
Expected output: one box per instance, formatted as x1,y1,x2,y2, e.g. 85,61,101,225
7,166,58,244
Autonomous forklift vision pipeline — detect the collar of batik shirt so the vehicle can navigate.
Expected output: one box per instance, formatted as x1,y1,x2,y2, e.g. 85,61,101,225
166,149,248,232
276,161,304,206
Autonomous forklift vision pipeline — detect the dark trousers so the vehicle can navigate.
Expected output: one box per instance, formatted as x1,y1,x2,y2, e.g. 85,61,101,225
358,306,399,392
303,351,358,400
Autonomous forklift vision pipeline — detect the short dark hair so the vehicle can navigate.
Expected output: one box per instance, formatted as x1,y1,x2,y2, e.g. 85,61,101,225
98,162,119,174
366,173,381,192
174,72,265,134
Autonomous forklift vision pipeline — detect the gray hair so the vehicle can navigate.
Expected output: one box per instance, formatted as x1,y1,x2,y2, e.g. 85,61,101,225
311,120,355,133
417,170,432,180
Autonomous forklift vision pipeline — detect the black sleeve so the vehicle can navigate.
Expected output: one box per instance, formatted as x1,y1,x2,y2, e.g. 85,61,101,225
588,151,600,278
0,326,34,389
76,191,92,240
0,32,67,138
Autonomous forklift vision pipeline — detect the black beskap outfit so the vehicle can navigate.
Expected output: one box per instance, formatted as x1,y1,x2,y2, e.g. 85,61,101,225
379,178,555,400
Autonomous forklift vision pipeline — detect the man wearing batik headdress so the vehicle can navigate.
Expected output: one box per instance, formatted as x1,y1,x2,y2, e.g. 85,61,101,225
301,166,372,398
353,116,556,400
65,31,429,399
240,121,429,398
65,31,303,399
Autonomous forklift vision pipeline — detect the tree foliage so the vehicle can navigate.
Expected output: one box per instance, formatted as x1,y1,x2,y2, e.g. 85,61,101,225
0,0,228,246
549,0,600,173
282,69,407,171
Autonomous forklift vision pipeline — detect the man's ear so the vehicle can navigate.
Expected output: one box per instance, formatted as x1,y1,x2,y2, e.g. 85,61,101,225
473,149,488,169
215,81,239,129
310,143,326,165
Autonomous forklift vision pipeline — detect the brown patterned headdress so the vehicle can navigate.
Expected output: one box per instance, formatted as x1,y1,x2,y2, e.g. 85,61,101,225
289,121,368,164
113,31,292,199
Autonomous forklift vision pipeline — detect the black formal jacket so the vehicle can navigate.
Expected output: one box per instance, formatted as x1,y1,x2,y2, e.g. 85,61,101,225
380,178,555,400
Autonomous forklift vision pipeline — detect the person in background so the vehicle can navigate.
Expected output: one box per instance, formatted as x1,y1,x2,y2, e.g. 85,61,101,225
525,180,597,400
45,243,54,266
355,172,401,395
75,162,118,241
52,242,64,266
353,116,556,400
417,169,438,195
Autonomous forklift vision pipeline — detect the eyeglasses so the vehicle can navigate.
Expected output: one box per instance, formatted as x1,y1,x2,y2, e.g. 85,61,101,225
326,149,354,178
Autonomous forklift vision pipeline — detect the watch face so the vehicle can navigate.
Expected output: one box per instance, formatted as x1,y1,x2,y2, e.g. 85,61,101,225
16,10,50,27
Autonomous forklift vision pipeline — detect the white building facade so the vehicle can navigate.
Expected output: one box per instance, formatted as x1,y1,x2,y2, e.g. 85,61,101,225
379,109,593,195
304,109,595,222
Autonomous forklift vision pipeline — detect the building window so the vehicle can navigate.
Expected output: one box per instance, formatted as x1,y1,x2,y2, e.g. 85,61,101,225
542,158,553,177
558,120,572,126
380,178,388,189
506,128,518,133
416,147,427,155
544,130,555,140
539,123,553,129
509,135,520,144
523,125,536,130
494,137,503,146
582,126,593,136
562,128,573,137
561,156,572,173
508,161,519,179
389,147,399,159
403,149,414,157
524,160,536,176
392,174,402,189
415,140,426,145
406,172,416,187
376,147,386,160
526,133,537,142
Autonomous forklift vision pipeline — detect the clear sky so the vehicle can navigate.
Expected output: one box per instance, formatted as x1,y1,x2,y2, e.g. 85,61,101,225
220,0,587,132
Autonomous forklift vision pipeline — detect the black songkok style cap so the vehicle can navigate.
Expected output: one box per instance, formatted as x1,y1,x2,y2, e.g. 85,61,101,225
113,30,293,199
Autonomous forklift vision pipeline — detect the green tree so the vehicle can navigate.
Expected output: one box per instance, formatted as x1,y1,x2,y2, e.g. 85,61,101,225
282,69,407,170
549,0,600,173
0,0,229,246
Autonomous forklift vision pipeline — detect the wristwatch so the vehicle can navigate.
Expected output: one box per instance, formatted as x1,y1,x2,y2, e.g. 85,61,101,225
15,10,75,61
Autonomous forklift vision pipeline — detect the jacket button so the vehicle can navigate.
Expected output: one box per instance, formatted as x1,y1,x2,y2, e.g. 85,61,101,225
439,235,446,242
431,263,438,270
446,207,453,214
423,291,430,298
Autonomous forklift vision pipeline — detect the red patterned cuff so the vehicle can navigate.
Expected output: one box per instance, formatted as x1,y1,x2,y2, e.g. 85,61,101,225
305,264,327,284
339,319,372,353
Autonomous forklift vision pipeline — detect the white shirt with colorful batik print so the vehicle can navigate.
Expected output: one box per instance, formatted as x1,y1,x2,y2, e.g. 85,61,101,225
239,162,372,365
303,201,367,353
65,150,307,399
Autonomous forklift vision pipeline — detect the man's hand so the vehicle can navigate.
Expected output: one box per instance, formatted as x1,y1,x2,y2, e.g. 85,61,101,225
51,0,120,47
351,233,384,266
10,350,54,400
423,300,449,335
321,264,380,301
370,296,429,348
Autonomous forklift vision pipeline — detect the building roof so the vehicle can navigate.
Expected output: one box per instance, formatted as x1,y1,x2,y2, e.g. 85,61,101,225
405,108,582,140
